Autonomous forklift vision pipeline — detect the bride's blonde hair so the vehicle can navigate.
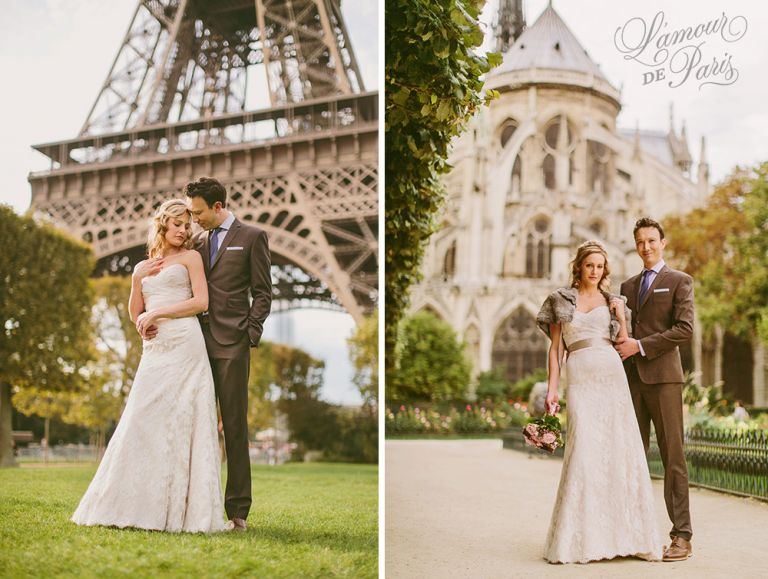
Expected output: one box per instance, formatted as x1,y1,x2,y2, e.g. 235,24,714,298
569,240,611,292
147,199,192,258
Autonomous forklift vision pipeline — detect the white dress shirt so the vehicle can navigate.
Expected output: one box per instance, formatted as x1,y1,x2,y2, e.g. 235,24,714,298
209,212,235,260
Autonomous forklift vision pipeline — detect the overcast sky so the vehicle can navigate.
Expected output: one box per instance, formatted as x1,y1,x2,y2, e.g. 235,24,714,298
0,0,378,405
480,0,768,185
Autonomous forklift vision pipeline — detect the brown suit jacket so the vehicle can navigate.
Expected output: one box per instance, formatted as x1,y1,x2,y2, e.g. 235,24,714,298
192,217,272,349
620,265,694,384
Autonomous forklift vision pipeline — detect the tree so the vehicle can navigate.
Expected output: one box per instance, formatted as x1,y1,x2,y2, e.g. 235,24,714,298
0,206,95,467
325,407,378,464
90,276,144,400
12,361,125,457
665,164,768,403
735,162,768,342
475,369,511,402
385,0,500,377
247,340,278,436
388,311,471,401
343,312,378,462
272,345,333,459
272,345,326,400
347,309,378,407
664,172,750,335
77,276,146,452
62,362,124,453
665,164,768,342
253,342,377,463
13,276,148,456
11,386,76,461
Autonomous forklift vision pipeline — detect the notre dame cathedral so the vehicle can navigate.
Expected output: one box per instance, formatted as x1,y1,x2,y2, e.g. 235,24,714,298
408,2,765,406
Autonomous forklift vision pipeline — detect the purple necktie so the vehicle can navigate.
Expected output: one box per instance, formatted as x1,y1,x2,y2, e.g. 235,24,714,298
638,269,653,303
209,227,222,262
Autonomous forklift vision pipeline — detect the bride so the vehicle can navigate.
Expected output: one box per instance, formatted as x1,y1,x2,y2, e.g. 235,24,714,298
71,199,230,533
536,240,663,563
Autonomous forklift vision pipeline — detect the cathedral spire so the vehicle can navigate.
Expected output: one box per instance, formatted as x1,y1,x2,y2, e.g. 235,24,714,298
681,120,691,154
669,102,675,135
679,120,692,172
698,136,710,193
494,0,526,54
633,122,642,160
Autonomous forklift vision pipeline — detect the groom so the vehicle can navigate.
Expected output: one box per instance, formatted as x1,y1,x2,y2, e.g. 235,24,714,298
185,177,272,531
615,217,694,562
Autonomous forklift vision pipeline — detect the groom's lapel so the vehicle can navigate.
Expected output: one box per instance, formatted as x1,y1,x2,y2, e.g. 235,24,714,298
639,265,669,310
202,231,212,273
210,220,242,270
626,273,641,313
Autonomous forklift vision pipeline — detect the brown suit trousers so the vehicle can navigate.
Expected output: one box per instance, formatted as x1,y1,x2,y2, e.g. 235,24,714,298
193,218,272,520
621,265,694,541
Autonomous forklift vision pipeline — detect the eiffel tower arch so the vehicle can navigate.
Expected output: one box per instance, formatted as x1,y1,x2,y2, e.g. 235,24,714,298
28,0,377,323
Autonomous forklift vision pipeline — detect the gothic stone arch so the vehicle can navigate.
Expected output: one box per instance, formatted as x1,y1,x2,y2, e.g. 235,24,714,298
492,306,548,383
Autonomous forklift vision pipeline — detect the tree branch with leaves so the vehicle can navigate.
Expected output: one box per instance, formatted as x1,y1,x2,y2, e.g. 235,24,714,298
385,0,500,376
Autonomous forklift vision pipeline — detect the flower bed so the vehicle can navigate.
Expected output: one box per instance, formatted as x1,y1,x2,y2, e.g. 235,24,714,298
386,402,528,435
686,413,768,431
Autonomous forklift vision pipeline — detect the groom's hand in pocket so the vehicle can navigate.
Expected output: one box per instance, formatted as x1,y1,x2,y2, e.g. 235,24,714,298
614,337,640,360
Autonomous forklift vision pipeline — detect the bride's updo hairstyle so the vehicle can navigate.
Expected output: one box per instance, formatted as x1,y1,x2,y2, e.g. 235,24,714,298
146,199,192,258
569,240,611,292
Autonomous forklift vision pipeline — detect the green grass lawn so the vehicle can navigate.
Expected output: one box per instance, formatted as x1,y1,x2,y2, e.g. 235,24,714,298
0,462,377,578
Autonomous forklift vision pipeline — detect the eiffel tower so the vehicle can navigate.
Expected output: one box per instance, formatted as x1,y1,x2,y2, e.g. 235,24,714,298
28,0,377,323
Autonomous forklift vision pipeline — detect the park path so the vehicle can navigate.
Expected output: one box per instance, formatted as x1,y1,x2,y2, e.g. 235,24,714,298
385,439,768,579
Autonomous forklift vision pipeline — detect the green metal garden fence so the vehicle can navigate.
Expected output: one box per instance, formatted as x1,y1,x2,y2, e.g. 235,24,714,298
648,428,768,501
504,426,768,500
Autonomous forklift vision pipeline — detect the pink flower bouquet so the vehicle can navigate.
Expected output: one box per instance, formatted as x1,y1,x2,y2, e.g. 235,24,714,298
523,414,564,454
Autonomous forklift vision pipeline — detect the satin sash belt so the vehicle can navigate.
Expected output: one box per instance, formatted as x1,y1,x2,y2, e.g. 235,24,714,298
567,338,612,352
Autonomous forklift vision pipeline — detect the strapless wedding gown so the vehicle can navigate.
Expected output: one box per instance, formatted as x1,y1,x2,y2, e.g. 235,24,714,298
543,306,663,563
71,263,229,533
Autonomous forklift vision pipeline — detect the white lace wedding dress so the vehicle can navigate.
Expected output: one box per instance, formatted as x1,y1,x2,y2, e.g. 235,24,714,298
543,306,664,563
71,263,229,533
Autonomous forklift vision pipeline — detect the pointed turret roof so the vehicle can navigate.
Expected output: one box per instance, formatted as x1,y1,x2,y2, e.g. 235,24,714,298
492,4,607,80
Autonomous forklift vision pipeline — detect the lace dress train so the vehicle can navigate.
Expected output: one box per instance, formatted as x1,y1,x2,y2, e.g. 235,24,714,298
543,307,664,563
71,264,229,533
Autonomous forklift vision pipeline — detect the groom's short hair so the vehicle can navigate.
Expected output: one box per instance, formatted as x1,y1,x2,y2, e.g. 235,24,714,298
184,177,227,208
633,217,665,240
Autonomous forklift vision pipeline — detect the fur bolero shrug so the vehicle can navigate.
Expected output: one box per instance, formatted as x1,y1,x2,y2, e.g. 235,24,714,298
535,287,632,343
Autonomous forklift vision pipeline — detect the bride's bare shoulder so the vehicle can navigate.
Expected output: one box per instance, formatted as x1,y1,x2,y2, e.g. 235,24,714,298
177,249,203,266
132,258,149,274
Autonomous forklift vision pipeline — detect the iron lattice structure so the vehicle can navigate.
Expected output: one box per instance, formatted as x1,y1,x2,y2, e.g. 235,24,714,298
29,0,376,322
82,0,364,135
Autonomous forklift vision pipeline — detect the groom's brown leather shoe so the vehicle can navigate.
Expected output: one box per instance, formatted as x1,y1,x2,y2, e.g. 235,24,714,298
663,536,692,561
230,517,247,532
